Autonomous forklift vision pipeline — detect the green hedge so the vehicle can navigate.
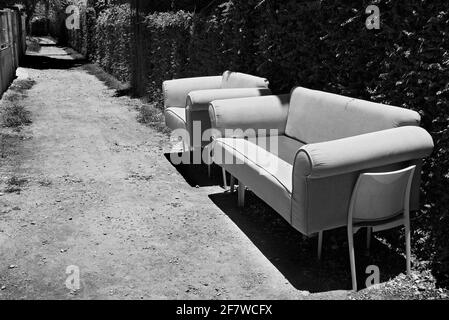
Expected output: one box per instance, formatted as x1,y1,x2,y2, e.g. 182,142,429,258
67,0,449,287
94,4,132,83
248,0,449,286
143,11,193,104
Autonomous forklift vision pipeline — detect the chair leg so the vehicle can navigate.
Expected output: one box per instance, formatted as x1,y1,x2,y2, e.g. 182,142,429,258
405,219,411,276
238,181,245,207
348,225,357,291
367,227,372,251
317,231,323,260
222,168,228,189
230,176,235,193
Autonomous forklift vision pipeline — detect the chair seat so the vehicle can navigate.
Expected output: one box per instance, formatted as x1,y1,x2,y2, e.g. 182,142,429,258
354,212,404,226
213,135,305,222
165,107,186,131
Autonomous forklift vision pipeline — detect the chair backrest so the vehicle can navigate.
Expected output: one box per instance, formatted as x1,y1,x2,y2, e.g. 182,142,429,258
349,166,416,222
285,87,421,144
221,71,269,89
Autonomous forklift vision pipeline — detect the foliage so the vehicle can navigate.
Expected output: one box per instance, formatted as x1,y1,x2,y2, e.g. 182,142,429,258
30,16,49,36
138,0,219,13
143,10,193,103
137,103,170,134
94,4,132,83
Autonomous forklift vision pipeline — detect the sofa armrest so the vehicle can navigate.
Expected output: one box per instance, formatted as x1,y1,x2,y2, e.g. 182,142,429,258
293,126,434,179
208,94,290,138
187,88,272,112
163,76,222,108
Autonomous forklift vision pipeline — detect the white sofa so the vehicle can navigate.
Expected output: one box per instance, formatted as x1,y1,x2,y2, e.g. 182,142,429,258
208,87,434,236
163,71,271,151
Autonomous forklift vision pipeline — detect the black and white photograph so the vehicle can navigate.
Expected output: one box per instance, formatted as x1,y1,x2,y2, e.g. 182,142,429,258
0,0,448,307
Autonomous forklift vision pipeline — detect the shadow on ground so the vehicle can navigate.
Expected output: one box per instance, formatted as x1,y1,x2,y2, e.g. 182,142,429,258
21,48,86,70
164,155,409,292
81,63,131,97
164,152,225,188
209,191,409,293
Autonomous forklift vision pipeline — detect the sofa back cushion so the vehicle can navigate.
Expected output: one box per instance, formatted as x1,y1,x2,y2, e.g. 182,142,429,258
285,87,421,144
221,71,269,89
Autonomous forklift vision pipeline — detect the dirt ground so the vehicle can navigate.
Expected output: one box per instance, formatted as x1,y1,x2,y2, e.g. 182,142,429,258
0,44,354,300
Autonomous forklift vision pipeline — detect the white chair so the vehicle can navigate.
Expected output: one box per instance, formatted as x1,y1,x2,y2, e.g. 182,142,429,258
318,165,416,291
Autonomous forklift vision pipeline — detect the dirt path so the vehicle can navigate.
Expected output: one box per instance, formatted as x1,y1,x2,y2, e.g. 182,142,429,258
0,45,348,300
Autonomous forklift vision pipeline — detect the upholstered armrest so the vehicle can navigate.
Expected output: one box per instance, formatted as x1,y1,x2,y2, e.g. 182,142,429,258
187,88,272,112
163,76,222,108
208,94,290,138
293,126,434,179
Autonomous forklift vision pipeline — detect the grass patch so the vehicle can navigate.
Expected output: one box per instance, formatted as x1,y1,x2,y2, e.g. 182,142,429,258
1,79,35,129
2,92,25,102
9,79,36,93
0,132,20,158
26,37,42,53
2,79,36,103
82,63,170,134
137,104,170,135
82,63,130,96
4,176,28,193
38,178,52,187
1,103,32,128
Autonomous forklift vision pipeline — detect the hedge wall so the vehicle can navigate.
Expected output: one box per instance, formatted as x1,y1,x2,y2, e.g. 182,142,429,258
143,11,193,104
250,0,449,287
65,0,449,287
94,4,132,83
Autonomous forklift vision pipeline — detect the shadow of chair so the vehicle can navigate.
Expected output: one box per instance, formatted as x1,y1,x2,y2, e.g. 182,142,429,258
209,190,409,293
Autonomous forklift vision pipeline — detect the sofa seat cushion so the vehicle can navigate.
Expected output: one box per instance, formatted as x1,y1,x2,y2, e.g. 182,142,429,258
165,107,186,131
213,135,304,222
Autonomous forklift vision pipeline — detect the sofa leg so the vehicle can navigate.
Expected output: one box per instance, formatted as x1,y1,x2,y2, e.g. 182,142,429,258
238,181,245,207
222,168,228,189
206,145,212,178
318,231,323,260
348,225,357,291
366,227,372,251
